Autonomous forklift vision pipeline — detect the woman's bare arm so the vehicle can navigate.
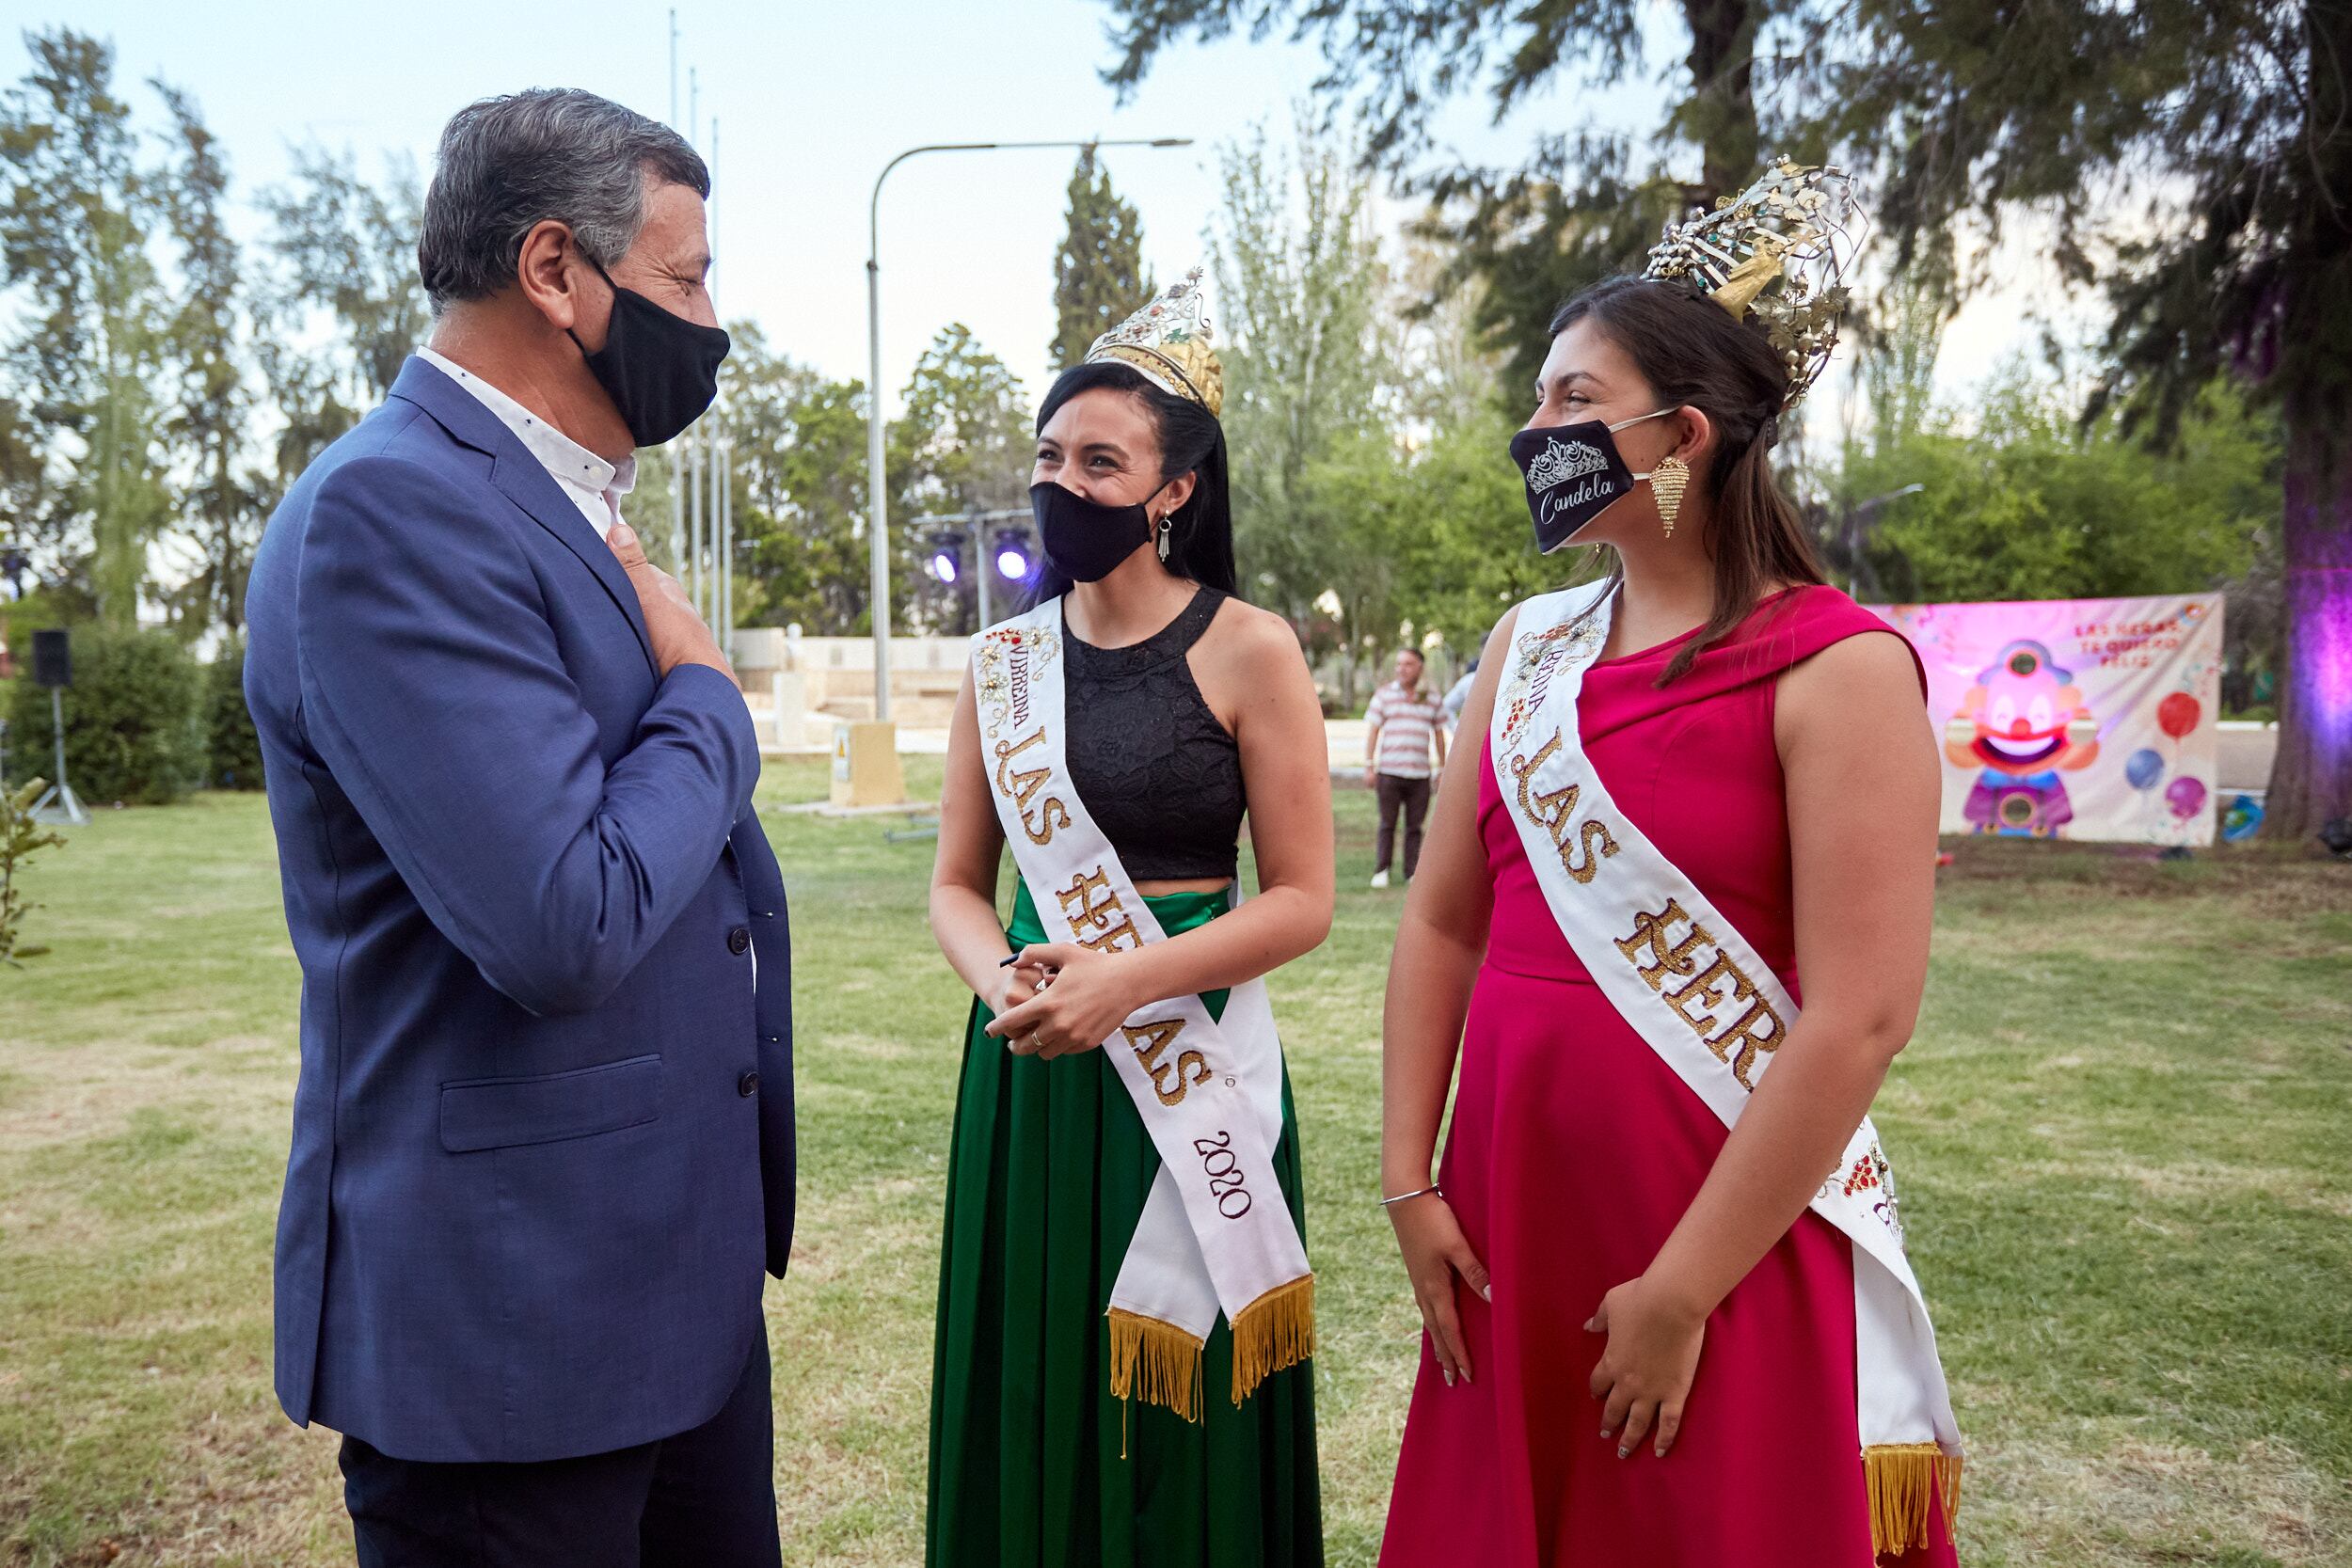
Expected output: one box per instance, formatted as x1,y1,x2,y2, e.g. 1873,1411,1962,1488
929,667,1027,1008
1380,608,1518,1386
1382,610,1515,1196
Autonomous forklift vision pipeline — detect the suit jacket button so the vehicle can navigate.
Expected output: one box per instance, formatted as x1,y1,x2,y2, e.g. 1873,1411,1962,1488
738,1071,759,1098
727,926,751,955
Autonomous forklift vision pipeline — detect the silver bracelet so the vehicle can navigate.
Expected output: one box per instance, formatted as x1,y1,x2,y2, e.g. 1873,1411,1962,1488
1379,1184,1442,1208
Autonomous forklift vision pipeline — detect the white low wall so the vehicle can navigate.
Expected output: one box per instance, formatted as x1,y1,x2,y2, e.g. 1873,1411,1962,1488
733,630,968,735
2216,720,2278,793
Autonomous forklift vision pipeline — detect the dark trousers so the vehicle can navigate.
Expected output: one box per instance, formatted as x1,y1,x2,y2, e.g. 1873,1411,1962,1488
339,1325,780,1568
1375,772,1434,878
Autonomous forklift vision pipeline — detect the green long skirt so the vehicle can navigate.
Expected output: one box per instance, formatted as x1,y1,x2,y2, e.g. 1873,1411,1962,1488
926,882,1323,1568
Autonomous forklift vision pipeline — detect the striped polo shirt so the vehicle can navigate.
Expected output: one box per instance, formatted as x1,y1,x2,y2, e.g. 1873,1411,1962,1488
1366,681,1444,779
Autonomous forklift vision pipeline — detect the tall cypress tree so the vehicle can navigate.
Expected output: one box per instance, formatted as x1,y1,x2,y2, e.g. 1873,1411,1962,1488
1050,148,1153,370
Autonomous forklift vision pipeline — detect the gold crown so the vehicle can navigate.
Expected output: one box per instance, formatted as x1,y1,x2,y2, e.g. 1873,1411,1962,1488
1085,265,1224,418
1643,158,1857,410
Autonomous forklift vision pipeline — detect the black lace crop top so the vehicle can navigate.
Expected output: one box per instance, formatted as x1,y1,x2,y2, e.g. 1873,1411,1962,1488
1062,588,1245,882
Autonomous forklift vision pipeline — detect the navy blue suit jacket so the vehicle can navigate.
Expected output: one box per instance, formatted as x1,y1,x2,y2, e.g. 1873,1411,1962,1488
244,356,794,1464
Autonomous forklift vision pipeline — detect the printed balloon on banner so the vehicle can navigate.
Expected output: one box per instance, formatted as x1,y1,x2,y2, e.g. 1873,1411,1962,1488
2165,776,2208,821
2124,748,2165,791
2157,692,2201,738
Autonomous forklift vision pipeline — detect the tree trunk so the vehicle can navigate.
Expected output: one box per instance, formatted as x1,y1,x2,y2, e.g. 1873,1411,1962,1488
1683,0,1764,202
2264,0,2352,846
2265,409,2352,843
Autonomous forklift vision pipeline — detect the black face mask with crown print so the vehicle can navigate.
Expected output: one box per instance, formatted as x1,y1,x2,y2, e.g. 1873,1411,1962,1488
1509,407,1677,554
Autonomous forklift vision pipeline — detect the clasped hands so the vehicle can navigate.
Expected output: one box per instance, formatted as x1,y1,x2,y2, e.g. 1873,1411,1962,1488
1391,1191,1706,1459
981,942,1142,1058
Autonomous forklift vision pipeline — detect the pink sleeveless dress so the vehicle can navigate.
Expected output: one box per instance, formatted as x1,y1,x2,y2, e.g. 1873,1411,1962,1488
1380,586,1958,1567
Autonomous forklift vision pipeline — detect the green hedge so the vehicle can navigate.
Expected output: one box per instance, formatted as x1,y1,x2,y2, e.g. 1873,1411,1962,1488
4,626,207,805
205,638,264,790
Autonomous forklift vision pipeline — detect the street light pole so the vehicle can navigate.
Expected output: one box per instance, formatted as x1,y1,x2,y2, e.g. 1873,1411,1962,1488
864,135,1191,725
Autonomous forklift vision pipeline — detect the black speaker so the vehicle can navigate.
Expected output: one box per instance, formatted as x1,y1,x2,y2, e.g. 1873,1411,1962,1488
30,627,70,689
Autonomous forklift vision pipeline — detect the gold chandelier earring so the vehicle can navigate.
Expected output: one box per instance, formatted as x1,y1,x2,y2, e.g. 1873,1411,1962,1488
1651,454,1691,538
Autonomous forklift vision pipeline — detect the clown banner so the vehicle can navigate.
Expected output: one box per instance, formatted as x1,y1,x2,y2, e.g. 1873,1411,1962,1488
1867,594,2225,847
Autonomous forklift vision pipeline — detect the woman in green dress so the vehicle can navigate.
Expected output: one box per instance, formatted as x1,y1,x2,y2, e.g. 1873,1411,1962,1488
926,275,1333,1568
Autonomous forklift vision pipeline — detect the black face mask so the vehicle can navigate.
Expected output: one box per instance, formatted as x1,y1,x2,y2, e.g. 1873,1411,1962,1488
1031,479,1170,583
566,253,731,448
1509,407,1677,554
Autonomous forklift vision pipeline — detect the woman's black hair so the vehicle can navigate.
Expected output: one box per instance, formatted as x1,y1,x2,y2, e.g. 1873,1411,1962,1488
1023,359,1237,607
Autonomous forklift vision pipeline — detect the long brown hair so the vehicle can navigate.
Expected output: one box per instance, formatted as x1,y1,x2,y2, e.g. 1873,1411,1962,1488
1549,277,1829,683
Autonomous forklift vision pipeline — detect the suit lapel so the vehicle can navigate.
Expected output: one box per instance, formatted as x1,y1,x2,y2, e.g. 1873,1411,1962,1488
487,455,658,677
389,356,658,678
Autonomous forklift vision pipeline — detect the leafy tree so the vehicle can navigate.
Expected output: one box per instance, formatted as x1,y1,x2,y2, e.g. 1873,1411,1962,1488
1104,0,2352,838
890,324,1029,634
1832,370,2275,611
1820,1,2352,837
1051,147,1155,370
1305,404,1581,668
259,147,427,408
1388,236,1505,436
151,80,263,638
0,27,172,626
0,392,47,575
1210,113,1391,662
1105,2,1779,402
249,148,421,521
708,321,872,632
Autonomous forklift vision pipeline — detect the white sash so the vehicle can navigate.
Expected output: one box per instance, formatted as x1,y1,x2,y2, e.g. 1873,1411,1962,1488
1491,582,1961,1556
972,599,1313,1420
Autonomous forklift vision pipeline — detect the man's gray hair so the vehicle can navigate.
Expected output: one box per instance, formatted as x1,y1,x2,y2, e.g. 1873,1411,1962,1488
418,88,707,313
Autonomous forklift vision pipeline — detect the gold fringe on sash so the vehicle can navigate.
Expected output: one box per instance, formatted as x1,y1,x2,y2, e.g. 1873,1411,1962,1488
1863,1443,1963,1558
1106,1275,1317,1428
1230,1275,1317,1405
1107,1310,1204,1424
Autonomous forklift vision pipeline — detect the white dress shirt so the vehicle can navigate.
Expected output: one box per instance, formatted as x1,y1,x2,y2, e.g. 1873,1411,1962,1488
419,348,636,540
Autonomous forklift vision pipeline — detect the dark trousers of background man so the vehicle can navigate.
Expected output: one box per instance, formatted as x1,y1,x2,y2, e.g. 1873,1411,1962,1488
339,1331,780,1568
1375,772,1434,879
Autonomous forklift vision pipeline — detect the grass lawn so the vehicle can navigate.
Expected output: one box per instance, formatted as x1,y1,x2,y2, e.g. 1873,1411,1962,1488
2,770,2348,1567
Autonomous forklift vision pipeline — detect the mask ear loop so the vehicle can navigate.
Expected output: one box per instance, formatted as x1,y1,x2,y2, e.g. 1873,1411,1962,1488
563,245,621,360
1609,406,1682,482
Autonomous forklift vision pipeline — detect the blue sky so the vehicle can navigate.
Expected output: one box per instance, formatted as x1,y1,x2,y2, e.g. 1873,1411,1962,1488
6,1,2056,419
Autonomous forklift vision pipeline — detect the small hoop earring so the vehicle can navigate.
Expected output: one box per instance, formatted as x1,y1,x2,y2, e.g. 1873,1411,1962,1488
1651,454,1690,538
1156,515,1173,562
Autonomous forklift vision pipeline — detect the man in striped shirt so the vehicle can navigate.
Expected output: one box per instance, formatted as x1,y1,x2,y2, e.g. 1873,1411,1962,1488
1363,647,1447,888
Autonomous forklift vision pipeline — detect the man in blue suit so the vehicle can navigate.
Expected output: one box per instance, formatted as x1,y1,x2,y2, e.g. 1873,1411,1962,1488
244,88,791,1566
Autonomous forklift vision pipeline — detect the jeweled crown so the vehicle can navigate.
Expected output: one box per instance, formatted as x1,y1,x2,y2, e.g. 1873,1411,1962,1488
1085,265,1224,418
1523,436,1610,493
1642,158,1857,410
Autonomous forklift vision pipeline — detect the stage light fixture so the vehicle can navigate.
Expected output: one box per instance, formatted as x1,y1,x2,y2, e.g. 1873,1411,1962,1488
992,531,1030,581
929,532,963,586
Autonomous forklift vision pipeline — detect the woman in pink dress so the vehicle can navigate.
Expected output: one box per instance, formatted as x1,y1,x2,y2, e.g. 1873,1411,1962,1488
1378,172,1963,1567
